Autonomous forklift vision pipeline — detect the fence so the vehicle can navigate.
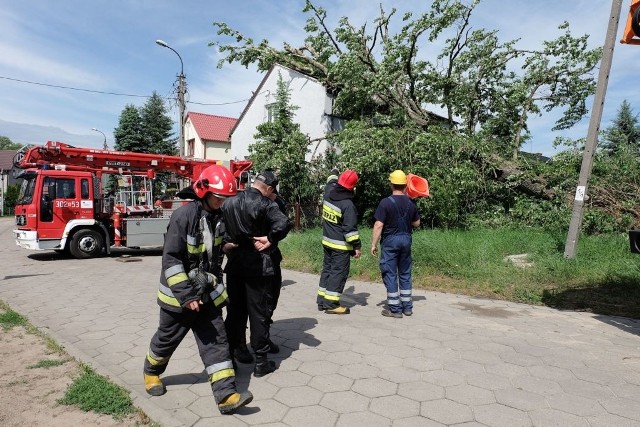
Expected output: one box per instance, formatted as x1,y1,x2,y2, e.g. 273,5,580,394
292,201,322,230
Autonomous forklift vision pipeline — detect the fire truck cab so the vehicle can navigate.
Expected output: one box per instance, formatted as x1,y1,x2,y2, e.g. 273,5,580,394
13,141,252,258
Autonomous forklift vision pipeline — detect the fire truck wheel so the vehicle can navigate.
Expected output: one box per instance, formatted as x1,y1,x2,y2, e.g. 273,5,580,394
69,229,104,259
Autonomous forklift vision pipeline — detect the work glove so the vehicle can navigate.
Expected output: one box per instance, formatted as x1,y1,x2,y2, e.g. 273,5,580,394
188,270,216,300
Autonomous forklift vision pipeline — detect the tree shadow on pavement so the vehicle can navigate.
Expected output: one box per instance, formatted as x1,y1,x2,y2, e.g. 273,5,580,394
281,279,296,289
340,285,371,308
541,275,640,321
594,315,640,337
270,317,321,358
162,372,205,387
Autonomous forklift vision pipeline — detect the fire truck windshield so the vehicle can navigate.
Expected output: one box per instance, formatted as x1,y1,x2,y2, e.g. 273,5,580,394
16,172,37,205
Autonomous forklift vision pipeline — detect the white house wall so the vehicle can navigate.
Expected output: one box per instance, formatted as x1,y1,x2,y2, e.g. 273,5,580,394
184,118,231,162
205,142,230,162
231,65,341,162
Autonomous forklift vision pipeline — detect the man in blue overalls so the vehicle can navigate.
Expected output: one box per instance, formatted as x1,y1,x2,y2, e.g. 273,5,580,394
370,170,421,318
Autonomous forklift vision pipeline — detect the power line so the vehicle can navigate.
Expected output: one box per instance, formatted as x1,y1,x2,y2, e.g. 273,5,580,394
0,75,149,98
0,75,253,106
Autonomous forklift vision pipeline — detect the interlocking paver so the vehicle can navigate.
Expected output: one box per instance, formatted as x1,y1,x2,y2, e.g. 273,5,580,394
420,399,474,424
474,403,532,426
397,381,444,402
308,373,354,392
494,387,547,411
1,217,639,426
320,390,370,413
352,377,397,399
370,395,420,419
337,411,391,426
528,408,587,427
274,385,323,407
282,405,337,426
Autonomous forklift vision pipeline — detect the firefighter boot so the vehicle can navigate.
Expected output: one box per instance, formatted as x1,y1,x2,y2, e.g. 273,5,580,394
234,344,254,364
325,306,350,315
144,374,166,396
218,391,254,415
253,354,276,377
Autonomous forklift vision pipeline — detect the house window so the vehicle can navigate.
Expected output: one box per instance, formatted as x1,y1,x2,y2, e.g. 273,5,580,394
187,139,195,157
266,103,276,122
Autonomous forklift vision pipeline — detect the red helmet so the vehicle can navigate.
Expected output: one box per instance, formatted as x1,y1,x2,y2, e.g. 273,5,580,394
338,169,359,191
193,164,237,199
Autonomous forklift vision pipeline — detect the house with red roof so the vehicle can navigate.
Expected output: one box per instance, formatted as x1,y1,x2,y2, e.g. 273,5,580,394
183,112,237,162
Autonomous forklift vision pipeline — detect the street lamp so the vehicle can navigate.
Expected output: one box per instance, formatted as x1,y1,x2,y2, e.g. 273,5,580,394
91,127,108,150
156,39,187,157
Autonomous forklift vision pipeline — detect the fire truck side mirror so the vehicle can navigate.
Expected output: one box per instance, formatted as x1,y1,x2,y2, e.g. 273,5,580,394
240,171,249,184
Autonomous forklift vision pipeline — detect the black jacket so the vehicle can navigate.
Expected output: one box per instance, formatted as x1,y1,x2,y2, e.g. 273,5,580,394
157,201,225,312
321,185,361,252
223,187,291,276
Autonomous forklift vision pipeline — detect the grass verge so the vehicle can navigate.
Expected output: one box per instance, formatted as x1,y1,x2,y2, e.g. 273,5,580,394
58,364,138,420
0,300,156,424
280,227,640,319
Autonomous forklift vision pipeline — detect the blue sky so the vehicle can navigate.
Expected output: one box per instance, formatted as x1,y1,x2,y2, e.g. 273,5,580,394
0,0,636,156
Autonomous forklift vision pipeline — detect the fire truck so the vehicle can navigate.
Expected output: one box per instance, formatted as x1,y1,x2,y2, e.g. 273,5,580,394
12,141,252,259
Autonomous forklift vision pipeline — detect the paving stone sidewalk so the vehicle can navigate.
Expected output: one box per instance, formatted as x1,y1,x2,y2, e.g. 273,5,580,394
1,217,640,426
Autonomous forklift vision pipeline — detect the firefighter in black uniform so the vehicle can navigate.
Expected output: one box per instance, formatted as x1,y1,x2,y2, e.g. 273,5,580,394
143,164,253,415
317,169,361,314
222,170,291,377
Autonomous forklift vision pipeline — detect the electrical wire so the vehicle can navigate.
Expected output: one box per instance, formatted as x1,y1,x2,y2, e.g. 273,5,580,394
0,75,255,106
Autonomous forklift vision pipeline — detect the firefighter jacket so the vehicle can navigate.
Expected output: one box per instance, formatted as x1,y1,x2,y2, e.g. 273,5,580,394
156,200,227,312
322,184,361,252
222,187,291,277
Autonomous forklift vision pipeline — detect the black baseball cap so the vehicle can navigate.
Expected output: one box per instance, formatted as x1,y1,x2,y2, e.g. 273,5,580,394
255,170,279,188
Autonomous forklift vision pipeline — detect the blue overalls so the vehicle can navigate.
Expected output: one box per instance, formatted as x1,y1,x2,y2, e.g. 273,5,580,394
380,197,413,314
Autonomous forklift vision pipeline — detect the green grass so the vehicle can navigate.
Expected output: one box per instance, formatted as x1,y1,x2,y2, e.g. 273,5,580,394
280,227,640,319
58,364,136,419
0,299,151,423
0,305,28,330
27,359,68,369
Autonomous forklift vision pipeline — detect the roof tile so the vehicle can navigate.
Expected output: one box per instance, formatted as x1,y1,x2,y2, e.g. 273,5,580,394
187,112,237,143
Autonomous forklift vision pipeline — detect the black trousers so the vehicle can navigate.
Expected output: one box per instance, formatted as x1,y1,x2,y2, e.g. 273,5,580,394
267,263,282,321
144,306,235,403
225,274,272,355
317,247,351,309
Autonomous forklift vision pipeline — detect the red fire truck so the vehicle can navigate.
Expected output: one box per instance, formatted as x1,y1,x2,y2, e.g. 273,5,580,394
12,141,252,258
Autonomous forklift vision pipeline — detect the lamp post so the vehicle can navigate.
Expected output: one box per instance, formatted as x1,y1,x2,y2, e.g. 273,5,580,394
156,39,186,157
91,127,108,150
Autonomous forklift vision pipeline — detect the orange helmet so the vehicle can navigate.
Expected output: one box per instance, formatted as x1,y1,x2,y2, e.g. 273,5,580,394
338,169,359,191
193,164,237,199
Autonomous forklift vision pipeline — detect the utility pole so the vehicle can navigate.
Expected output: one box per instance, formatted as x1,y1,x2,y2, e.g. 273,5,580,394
177,71,186,158
564,0,623,258
156,39,187,158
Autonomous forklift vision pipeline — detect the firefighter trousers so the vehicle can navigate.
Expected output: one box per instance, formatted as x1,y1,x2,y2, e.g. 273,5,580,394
225,274,272,355
144,306,236,404
317,246,351,309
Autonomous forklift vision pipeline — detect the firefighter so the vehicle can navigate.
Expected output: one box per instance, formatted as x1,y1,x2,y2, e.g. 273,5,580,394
317,169,361,314
143,164,253,415
222,170,291,377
